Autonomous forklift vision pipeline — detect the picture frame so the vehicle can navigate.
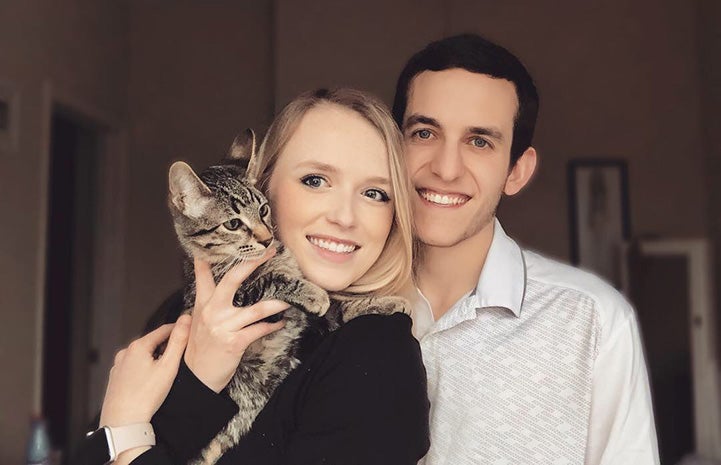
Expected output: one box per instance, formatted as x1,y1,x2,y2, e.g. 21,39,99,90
567,158,631,289
0,81,20,152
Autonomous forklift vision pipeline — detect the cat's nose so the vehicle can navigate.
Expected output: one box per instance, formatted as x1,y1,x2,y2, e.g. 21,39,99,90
259,238,273,248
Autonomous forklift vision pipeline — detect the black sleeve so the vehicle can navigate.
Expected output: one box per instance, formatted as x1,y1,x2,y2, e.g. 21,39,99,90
130,446,175,465
150,359,240,463
285,313,430,465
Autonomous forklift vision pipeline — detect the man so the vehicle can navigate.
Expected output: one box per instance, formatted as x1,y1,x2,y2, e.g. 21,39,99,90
392,34,659,464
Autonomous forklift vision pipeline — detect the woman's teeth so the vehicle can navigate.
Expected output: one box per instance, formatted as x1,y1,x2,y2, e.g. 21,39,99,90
420,190,468,206
308,237,357,253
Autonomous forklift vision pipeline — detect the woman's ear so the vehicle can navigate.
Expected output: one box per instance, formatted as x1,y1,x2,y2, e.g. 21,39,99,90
504,147,537,196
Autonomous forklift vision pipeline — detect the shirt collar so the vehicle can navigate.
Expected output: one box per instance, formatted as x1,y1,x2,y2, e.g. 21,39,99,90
410,219,527,338
474,218,526,318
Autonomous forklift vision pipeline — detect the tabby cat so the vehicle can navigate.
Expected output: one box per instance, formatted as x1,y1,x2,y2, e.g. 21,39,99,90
168,129,408,465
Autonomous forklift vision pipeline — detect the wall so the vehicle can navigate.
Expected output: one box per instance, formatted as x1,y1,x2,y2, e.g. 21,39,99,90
122,0,274,339
274,0,708,259
0,1,129,462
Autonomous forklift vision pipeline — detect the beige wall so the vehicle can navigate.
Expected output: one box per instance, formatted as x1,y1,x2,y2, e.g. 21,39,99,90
0,1,129,462
697,0,721,356
275,0,708,259
122,0,274,340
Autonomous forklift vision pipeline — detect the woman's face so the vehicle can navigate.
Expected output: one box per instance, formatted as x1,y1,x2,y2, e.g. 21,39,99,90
268,103,394,292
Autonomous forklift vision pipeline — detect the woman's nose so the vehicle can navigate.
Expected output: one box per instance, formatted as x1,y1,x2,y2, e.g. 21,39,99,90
325,193,356,228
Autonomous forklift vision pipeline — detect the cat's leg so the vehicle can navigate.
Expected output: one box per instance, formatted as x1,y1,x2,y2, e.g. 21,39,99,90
335,295,410,322
242,273,330,317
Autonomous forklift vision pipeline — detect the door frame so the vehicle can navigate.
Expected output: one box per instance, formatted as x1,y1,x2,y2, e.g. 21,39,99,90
637,239,721,459
35,79,128,441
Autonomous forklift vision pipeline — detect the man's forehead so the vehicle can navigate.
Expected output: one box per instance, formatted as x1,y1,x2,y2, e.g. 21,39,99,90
405,69,518,133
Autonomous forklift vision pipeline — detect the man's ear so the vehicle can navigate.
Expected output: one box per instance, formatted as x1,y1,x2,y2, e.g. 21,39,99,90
504,147,537,196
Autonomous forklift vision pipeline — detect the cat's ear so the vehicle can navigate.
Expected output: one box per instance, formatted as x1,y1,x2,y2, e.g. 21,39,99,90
228,128,256,161
168,161,213,218
229,129,259,185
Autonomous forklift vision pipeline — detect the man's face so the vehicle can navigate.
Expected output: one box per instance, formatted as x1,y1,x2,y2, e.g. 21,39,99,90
402,68,519,248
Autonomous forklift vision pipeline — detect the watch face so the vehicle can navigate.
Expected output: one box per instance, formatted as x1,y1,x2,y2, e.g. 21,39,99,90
84,429,111,464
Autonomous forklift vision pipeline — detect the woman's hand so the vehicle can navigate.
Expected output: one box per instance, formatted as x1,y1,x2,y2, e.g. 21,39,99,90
184,250,289,393
100,314,192,427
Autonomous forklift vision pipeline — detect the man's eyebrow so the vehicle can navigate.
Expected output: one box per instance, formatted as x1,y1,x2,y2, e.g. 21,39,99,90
469,126,504,142
403,114,441,131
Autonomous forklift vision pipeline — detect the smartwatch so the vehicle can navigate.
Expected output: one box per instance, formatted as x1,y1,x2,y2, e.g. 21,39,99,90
84,423,156,464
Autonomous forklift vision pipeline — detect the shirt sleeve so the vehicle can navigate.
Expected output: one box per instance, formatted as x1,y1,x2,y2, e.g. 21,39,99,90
150,358,240,463
130,446,174,465
284,313,430,465
584,301,660,465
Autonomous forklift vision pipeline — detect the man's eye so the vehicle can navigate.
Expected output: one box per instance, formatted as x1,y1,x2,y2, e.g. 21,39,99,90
471,137,488,148
413,129,433,140
363,189,390,202
223,219,242,231
301,175,327,188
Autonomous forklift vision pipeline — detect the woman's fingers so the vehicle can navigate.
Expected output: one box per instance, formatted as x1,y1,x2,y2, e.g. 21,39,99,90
160,314,192,366
226,299,290,331
213,248,277,304
134,323,175,351
194,258,215,307
235,320,286,348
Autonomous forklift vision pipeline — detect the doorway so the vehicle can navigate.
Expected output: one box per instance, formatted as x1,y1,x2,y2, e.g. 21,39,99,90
42,106,103,461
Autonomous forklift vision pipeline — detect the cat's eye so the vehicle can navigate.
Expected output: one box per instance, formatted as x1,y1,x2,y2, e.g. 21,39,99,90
363,188,390,202
259,203,270,217
301,175,327,189
223,219,242,231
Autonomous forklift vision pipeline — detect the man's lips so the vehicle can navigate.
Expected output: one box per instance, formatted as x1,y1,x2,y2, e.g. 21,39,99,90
306,235,360,254
417,188,470,206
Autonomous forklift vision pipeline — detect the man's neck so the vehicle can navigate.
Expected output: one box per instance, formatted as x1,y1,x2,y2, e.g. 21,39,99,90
416,220,496,320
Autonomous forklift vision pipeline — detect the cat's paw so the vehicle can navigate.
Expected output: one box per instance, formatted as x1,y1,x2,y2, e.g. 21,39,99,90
339,295,410,322
307,286,331,317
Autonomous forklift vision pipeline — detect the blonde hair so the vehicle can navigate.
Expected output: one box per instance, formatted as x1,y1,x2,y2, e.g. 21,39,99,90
249,88,415,296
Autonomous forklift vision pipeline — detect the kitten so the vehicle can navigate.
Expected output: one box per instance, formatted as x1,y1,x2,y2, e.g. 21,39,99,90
168,130,408,465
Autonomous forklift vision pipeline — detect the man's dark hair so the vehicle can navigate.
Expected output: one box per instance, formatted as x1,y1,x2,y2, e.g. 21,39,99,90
392,33,539,165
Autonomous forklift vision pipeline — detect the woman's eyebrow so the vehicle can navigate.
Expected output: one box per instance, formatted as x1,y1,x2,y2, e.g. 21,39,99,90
296,161,390,185
295,160,338,174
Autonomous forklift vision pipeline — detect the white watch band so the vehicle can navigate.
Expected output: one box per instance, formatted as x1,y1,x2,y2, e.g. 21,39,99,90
104,422,156,461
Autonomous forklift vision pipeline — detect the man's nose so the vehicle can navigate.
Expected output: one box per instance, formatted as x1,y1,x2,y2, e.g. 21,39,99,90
429,141,463,181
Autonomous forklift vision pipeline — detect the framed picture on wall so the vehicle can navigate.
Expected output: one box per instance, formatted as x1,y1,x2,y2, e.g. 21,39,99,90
568,158,631,289
0,81,20,152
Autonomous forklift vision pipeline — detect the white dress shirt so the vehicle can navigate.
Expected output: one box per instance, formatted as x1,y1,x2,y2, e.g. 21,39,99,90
412,219,659,465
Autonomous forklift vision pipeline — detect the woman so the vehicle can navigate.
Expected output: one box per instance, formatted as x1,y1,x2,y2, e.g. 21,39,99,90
77,88,429,465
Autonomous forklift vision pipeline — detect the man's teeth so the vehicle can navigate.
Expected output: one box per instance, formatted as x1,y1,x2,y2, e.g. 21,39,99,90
420,190,467,205
308,237,357,253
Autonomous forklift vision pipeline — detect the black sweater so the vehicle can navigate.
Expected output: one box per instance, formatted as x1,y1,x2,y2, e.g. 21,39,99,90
134,313,429,465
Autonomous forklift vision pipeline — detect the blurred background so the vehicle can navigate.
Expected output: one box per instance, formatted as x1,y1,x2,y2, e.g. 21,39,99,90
1,0,720,464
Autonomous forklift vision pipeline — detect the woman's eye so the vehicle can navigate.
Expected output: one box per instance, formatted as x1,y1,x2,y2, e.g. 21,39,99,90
413,129,433,140
471,137,488,148
301,175,327,188
363,188,390,202
223,219,242,231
